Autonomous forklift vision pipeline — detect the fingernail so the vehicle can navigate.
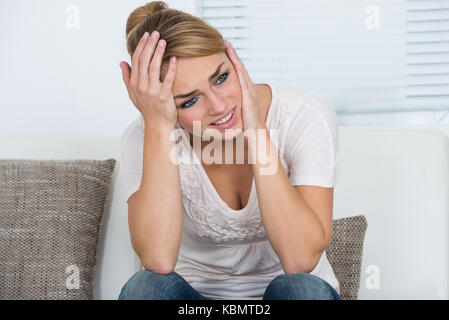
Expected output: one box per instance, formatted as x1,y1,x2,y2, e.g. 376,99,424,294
142,32,149,39
151,31,159,38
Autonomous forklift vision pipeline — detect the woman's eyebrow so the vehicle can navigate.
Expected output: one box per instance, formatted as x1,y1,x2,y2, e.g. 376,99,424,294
174,62,226,99
207,62,226,83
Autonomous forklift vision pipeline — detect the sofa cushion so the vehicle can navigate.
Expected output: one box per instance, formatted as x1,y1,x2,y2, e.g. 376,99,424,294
326,215,368,300
0,159,115,299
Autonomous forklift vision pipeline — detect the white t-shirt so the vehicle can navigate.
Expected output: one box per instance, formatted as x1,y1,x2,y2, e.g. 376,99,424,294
119,83,341,299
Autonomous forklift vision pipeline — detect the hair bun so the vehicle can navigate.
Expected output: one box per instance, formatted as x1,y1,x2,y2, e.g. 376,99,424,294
126,1,169,37
142,1,168,15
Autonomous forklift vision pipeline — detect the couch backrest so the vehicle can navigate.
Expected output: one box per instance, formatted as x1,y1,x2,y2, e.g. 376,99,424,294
335,127,449,299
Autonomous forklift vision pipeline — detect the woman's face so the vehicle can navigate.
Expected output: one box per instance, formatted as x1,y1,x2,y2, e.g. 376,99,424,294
171,52,243,141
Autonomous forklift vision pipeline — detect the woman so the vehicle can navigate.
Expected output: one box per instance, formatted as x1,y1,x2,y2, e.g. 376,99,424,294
118,1,341,300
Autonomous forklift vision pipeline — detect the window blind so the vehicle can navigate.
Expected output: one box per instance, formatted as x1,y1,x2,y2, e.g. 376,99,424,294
200,0,449,115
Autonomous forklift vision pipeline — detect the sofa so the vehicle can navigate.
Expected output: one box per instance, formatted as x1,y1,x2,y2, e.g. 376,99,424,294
1,125,448,299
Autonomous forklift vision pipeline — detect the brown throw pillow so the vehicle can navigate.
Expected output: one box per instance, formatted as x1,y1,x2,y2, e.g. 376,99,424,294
326,215,368,300
0,159,116,300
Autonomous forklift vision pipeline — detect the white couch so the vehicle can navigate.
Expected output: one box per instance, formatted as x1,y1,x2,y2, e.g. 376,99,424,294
1,125,448,300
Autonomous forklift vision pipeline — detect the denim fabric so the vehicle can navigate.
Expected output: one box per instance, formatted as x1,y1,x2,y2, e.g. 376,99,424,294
118,270,341,300
262,273,341,300
117,269,208,300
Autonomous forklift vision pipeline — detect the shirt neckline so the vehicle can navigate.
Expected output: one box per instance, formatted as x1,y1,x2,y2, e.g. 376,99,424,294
182,82,277,216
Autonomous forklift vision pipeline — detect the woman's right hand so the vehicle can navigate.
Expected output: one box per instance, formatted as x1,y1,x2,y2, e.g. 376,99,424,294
119,31,178,128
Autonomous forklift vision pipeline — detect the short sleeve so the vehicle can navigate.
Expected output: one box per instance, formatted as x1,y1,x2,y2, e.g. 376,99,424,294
119,116,145,203
286,94,340,188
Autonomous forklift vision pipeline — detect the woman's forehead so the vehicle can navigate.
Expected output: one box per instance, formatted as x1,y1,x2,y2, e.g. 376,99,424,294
173,53,230,89
177,52,228,72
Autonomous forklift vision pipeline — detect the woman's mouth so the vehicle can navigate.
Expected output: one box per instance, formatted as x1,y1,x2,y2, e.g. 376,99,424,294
209,107,237,129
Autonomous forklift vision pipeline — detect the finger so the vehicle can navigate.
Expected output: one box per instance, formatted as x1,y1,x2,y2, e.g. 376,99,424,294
236,64,250,99
120,61,131,89
224,40,243,70
130,32,150,87
161,56,178,93
224,42,250,96
149,38,166,86
138,31,161,90
225,41,252,85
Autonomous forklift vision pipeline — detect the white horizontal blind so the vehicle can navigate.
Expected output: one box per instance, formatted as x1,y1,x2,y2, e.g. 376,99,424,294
200,0,449,114
406,0,449,111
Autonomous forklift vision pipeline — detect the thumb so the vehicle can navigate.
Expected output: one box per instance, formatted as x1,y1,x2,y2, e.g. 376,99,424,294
119,61,131,88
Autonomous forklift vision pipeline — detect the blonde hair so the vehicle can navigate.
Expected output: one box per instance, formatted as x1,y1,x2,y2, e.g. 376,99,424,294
125,1,225,81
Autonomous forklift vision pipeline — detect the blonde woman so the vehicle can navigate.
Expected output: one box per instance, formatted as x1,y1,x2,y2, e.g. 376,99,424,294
118,1,341,300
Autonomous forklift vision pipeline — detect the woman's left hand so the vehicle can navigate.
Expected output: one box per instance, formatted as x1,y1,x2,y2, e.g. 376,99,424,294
224,40,264,132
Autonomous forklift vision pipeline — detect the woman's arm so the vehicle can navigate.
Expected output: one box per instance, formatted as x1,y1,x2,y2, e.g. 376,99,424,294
121,31,182,275
127,122,183,274
223,40,332,274
248,125,330,274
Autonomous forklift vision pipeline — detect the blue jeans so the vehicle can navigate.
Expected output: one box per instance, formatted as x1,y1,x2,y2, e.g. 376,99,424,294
117,270,341,300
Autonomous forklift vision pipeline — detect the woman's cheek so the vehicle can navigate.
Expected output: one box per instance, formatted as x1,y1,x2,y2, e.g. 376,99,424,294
178,109,206,133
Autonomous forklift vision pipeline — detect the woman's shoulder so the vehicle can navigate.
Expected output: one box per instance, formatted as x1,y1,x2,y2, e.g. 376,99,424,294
269,84,337,128
271,84,333,114
270,85,339,160
270,83,310,104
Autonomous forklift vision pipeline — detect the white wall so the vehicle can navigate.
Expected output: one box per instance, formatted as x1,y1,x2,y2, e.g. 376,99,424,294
0,0,198,137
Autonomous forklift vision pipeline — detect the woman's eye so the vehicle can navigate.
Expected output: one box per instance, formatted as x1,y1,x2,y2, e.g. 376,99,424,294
216,72,229,84
180,97,197,109
180,72,229,108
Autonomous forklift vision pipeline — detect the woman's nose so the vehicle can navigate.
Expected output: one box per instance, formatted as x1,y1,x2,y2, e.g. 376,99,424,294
208,94,227,114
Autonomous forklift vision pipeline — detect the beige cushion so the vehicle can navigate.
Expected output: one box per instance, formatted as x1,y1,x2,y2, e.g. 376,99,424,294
0,159,115,299
326,215,368,300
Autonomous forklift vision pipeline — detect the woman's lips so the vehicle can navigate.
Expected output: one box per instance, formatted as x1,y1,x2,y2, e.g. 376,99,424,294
208,106,237,129
210,107,234,124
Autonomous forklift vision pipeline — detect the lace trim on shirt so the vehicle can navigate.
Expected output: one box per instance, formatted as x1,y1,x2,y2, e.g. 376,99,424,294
179,160,268,243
